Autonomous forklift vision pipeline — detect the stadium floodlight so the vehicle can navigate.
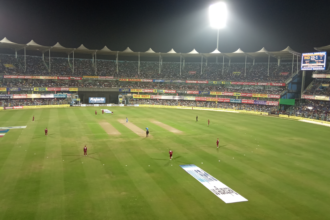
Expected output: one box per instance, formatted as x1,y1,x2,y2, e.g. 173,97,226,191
209,2,228,50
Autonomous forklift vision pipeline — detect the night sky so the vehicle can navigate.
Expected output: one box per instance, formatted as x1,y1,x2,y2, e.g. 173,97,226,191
0,0,329,54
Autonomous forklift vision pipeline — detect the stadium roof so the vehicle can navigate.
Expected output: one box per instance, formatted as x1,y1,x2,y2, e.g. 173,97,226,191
0,37,301,60
314,45,330,52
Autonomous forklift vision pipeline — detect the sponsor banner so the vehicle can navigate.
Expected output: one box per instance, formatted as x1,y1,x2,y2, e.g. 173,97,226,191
133,95,150,99
172,80,184,83
315,96,329,101
4,75,32,79
7,87,21,92
206,98,218,102
131,89,143,92
0,88,6,92
141,79,153,82
210,91,222,95
0,94,12,99
119,88,131,92
242,99,255,104
189,71,196,75
269,83,286,86
301,95,315,100
54,94,67,98
280,72,289,75
89,97,106,103
322,84,330,87
83,76,99,79
254,100,267,105
233,93,241,96
94,104,100,107
257,82,268,86
150,95,163,99
266,101,279,106
240,93,253,97
119,78,141,82
21,87,33,91
222,92,234,96
4,107,13,109
230,99,242,103
268,94,281,99
142,89,154,93
186,80,208,84
98,76,113,80
187,91,200,94
231,82,257,85
183,96,196,101
312,74,330,78
195,97,207,101
252,94,268,98
0,126,26,129
12,94,27,99
69,88,78,91
81,104,86,107
27,94,41,98
199,91,210,95
33,76,57,79
34,87,47,91
164,90,176,94
13,106,23,109
153,79,165,83
180,164,247,203
233,72,241,75
41,94,55,99
176,90,186,94
218,98,230,102
209,81,219,84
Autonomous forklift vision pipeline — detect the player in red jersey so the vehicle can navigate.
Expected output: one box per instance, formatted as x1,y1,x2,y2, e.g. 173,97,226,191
95,110,97,115
169,150,173,160
216,138,219,148
84,145,87,156
102,109,104,114
45,128,48,136
32,116,34,121
208,119,210,126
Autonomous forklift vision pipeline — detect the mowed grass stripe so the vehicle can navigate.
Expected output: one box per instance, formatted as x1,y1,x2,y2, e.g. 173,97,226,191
0,109,41,219
60,108,97,220
167,134,323,219
35,109,65,220
2,109,50,220
121,139,218,219
75,107,158,219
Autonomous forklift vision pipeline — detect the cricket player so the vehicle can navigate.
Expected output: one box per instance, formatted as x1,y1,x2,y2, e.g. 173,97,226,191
32,116,34,121
196,115,198,122
95,110,97,115
216,138,219,148
45,128,48,136
126,117,128,123
102,109,104,114
146,127,149,137
169,150,173,160
208,119,210,126
84,145,87,156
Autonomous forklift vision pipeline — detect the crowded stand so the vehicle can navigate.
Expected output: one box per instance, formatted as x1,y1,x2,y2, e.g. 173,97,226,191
0,54,295,83
128,99,277,113
287,100,330,121
304,79,330,96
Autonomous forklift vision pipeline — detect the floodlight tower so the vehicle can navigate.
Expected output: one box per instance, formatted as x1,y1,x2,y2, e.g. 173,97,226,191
209,2,228,50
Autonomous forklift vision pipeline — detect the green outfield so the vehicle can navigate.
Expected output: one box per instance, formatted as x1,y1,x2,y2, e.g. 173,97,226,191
0,107,329,220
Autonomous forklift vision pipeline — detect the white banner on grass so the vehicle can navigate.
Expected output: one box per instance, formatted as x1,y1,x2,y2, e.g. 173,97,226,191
180,164,248,203
0,126,27,129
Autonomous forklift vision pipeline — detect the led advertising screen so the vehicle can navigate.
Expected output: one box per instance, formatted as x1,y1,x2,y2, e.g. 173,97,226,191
89,97,106,103
301,51,327,71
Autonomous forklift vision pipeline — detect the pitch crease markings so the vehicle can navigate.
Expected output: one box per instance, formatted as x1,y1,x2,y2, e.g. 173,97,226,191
117,119,150,137
99,121,121,135
150,120,182,134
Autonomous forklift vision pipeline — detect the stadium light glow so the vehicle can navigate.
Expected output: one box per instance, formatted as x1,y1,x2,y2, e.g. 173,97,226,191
209,2,227,29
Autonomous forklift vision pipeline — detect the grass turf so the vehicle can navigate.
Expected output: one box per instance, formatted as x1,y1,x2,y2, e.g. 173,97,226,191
0,107,329,220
